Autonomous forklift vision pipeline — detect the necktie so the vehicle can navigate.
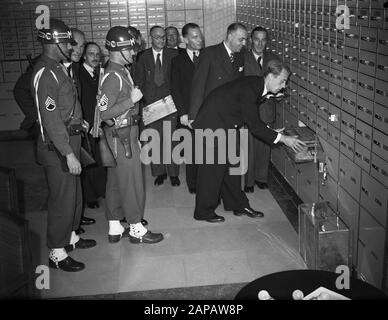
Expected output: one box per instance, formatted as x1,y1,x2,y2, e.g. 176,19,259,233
257,56,262,68
154,53,164,86
229,53,235,64
92,68,98,81
193,51,199,65
67,64,72,78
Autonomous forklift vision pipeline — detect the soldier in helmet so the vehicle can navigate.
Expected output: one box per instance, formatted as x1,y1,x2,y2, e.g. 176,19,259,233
100,26,163,244
31,18,96,272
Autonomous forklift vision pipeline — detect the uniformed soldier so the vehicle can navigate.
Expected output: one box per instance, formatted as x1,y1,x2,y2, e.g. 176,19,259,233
100,26,163,244
32,18,96,272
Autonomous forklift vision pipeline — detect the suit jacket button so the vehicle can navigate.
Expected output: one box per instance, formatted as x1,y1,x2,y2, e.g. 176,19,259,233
218,76,222,79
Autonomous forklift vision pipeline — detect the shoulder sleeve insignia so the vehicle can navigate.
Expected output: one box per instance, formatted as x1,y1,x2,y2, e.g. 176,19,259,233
45,96,56,111
99,94,109,112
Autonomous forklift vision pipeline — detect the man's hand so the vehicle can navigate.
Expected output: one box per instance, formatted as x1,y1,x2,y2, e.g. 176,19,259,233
131,87,143,104
66,153,82,175
180,114,189,127
279,134,307,153
82,120,89,132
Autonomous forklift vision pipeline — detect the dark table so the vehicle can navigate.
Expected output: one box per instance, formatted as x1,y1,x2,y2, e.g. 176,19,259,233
235,270,388,300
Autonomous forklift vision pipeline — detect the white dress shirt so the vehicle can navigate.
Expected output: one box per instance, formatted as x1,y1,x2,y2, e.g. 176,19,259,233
83,62,95,78
152,47,163,64
186,48,200,62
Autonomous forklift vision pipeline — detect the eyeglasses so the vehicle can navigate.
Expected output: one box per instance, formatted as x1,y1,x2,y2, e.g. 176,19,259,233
151,35,166,40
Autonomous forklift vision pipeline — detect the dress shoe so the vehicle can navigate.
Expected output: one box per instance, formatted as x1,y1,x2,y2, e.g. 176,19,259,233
170,176,180,186
244,186,254,193
86,201,99,209
255,181,268,189
75,227,85,235
129,230,164,244
141,219,148,226
154,174,167,185
108,227,130,243
65,238,97,252
188,186,196,194
195,214,225,223
233,207,264,218
49,256,85,272
80,216,96,225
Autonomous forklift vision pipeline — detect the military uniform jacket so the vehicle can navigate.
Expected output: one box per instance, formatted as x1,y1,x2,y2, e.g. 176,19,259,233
99,61,136,155
31,54,82,165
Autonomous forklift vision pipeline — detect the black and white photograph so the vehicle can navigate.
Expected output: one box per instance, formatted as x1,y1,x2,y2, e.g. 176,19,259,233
0,0,387,306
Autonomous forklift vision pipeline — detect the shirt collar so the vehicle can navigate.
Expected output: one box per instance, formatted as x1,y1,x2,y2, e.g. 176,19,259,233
107,60,127,73
63,61,72,68
152,47,163,62
252,50,263,62
186,48,199,61
83,62,95,77
223,41,233,57
262,82,268,97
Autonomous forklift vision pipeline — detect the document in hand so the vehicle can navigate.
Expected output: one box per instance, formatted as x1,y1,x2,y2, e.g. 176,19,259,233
142,95,177,126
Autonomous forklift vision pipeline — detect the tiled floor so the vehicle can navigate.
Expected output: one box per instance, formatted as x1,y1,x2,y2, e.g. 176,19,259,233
26,165,306,299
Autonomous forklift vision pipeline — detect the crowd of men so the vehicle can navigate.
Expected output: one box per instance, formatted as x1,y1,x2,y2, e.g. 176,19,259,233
15,18,305,272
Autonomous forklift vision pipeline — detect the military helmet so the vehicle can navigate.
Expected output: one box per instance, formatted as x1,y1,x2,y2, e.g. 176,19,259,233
37,18,76,45
105,26,140,52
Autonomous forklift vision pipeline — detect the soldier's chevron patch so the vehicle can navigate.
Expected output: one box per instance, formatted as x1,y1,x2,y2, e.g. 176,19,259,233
45,96,56,111
99,94,108,112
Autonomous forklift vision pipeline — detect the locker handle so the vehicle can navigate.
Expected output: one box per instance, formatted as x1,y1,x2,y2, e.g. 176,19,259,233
346,33,357,39
344,55,357,61
372,164,379,171
360,60,374,67
340,141,346,148
358,15,368,20
358,83,373,91
373,139,381,147
331,59,341,64
350,177,356,184
376,89,387,97
306,179,311,185
370,251,378,261
378,40,388,46
344,77,355,83
355,151,361,158
359,239,366,247
361,36,376,42
356,129,363,135
374,197,382,207
371,16,382,21
361,186,369,195
377,65,388,71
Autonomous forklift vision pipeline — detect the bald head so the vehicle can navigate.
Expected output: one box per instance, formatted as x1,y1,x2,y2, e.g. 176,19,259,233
70,28,86,62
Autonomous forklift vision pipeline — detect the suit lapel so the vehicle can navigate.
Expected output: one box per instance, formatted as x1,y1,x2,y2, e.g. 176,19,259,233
218,43,234,75
145,48,155,79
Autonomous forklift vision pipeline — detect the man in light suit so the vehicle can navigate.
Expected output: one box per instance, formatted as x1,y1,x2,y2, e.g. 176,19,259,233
171,23,203,194
193,60,306,223
188,22,247,124
135,26,180,186
244,26,281,192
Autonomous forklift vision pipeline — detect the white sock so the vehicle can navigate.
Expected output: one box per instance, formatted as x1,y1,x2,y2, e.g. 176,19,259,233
129,222,147,238
49,248,68,263
70,231,80,245
109,220,124,235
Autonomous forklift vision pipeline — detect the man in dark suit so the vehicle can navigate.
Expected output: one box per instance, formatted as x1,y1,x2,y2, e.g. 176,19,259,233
244,26,281,193
78,42,107,211
188,22,247,125
165,26,185,53
62,29,97,231
135,26,180,186
171,23,203,194
193,60,306,223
